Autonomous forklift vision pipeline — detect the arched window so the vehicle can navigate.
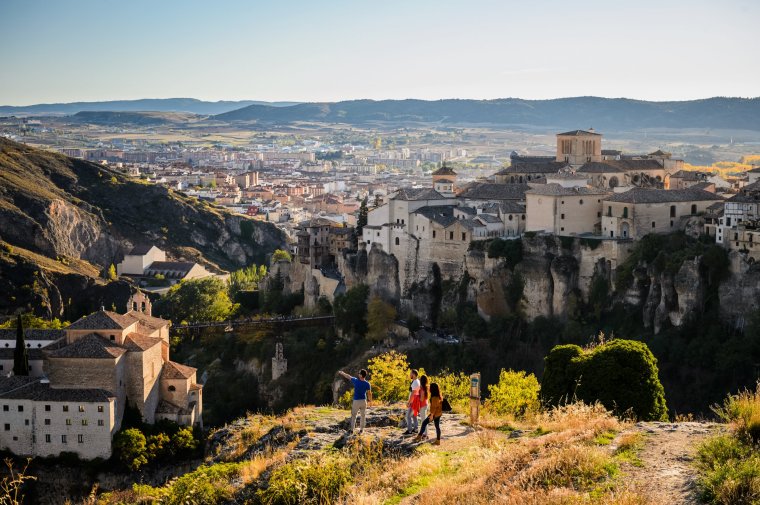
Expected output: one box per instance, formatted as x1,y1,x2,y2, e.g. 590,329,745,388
394,237,400,246
168,385,176,392
579,199,584,205
508,215,513,221
691,204,697,215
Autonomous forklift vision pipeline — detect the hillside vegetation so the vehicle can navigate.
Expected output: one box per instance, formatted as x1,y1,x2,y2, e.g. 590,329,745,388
0,138,285,317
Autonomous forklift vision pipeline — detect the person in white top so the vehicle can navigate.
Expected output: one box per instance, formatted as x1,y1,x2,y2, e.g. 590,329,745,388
404,369,420,434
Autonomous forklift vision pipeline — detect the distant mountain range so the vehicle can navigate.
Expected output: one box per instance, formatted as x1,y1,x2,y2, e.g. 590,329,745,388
0,98,300,116
214,97,760,131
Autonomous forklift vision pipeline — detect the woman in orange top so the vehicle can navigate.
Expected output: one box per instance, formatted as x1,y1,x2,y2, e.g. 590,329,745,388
415,382,442,445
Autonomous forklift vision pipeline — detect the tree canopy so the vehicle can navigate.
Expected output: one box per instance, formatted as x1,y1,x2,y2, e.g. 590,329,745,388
154,277,236,323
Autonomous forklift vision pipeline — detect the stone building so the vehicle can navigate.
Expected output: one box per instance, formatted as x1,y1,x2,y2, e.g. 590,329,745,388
601,188,723,239
0,292,202,460
525,184,609,236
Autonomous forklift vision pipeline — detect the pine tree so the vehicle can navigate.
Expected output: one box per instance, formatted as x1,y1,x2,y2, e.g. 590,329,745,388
13,314,29,376
356,197,368,246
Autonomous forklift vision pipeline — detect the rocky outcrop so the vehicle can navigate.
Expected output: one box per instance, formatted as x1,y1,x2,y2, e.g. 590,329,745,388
719,251,760,329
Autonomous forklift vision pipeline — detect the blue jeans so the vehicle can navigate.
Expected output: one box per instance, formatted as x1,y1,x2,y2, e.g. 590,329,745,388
405,407,418,432
419,416,441,439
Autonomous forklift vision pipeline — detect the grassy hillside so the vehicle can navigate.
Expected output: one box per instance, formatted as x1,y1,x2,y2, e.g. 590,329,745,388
215,96,760,131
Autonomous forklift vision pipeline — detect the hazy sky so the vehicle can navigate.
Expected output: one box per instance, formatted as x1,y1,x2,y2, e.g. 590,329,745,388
1,0,758,105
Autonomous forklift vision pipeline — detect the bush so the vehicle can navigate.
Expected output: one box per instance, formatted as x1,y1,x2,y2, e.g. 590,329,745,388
485,369,540,418
430,370,470,413
542,340,668,421
113,428,148,471
366,351,412,403
487,238,523,267
257,454,352,505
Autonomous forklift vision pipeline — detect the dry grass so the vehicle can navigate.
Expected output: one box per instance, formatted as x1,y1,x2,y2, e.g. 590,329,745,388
339,402,660,505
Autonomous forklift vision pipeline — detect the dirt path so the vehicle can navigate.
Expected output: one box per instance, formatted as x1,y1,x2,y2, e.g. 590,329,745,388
616,421,723,504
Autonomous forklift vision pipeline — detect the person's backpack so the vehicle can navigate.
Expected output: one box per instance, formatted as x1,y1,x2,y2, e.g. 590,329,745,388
441,398,452,413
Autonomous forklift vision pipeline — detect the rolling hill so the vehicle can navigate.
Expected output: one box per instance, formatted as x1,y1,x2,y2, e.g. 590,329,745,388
0,98,300,116
214,96,760,131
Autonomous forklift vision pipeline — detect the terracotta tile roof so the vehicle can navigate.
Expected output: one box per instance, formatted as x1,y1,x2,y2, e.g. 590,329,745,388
162,361,196,379
47,333,127,359
123,334,162,352
392,188,447,201
577,159,663,174
124,310,170,330
458,183,530,201
0,329,64,341
0,376,114,402
67,310,134,331
498,161,568,174
526,184,609,197
155,399,192,415
605,188,724,204
431,165,457,176
557,129,602,136
127,244,157,255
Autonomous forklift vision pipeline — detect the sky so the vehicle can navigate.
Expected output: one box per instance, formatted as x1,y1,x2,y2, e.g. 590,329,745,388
1,0,758,105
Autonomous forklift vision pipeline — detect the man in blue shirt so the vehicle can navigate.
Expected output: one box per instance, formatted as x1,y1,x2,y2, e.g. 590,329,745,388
338,369,372,434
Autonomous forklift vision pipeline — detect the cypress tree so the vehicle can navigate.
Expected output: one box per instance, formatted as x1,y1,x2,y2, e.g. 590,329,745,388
13,314,29,376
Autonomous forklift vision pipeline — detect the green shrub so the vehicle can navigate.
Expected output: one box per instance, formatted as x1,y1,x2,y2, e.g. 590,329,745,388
542,340,668,421
113,428,148,471
366,351,412,403
257,454,352,505
485,369,540,418
696,434,760,504
430,370,470,413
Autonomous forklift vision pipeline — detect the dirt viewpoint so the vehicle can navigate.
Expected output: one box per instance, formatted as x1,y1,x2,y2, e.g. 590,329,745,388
617,422,723,504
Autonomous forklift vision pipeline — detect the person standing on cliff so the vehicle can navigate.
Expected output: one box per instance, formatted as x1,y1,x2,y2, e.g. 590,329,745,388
337,369,372,434
404,369,421,434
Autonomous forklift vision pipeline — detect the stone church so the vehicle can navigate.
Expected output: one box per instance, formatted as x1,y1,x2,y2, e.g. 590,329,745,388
0,291,202,460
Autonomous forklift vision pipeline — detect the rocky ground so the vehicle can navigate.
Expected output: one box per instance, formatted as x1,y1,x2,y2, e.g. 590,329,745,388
616,421,724,504
208,405,472,463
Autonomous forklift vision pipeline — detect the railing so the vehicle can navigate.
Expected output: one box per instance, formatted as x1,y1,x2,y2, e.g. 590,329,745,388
172,315,334,331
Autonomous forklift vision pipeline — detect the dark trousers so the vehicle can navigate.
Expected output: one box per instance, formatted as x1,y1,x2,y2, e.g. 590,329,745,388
419,415,441,439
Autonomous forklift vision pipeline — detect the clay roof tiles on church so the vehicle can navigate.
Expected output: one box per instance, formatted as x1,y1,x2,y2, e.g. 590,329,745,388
431,165,457,176
604,188,724,204
458,183,531,201
497,161,568,174
526,184,609,197
557,129,602,136
392,188,447,201
47,333,127,359
412,206,458,227
162,361,197,380
124,310,170,329
577,159,664,174
67,310,135,331
123,334,162,352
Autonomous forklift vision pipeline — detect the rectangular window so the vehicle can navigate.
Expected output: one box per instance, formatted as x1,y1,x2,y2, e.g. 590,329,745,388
561,214,565,219
18,405,23,412
449,232,454,240
2,405,7,412
45,434,51,443
45,405,51,412
61,435,67,444
66,419,72,426
25,419,29,426
652,222,656,228
432,231,436,238
44,419,51,425
98,420,105,427
462,233,466,241
79,406,85,413
63,405,69,412
78,435,84,444
82,419,88,426
97,406,104,413
3,424,9,431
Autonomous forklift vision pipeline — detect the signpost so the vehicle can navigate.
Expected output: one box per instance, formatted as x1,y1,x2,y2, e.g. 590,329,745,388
469,372,481,425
